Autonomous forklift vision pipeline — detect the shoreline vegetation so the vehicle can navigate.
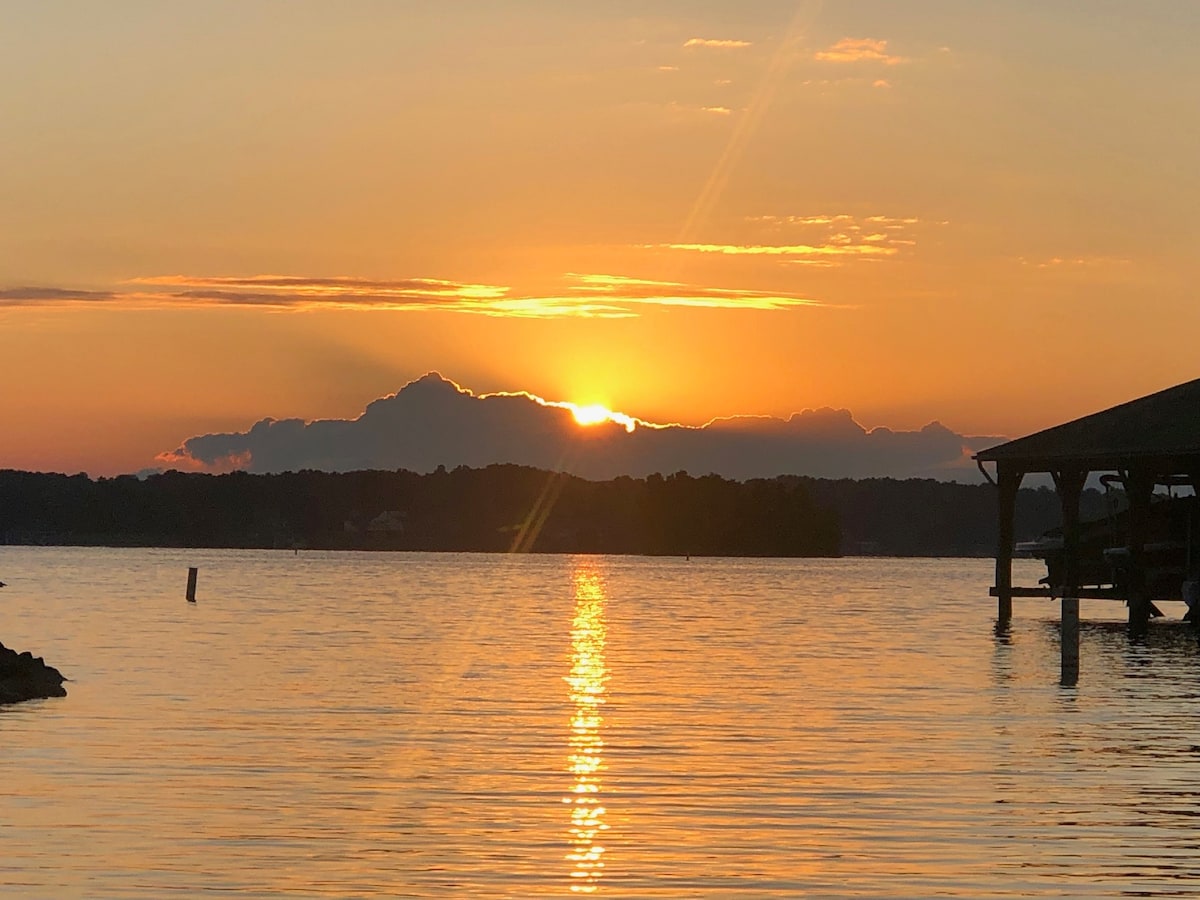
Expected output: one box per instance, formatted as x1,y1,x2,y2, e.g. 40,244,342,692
0,466,1097,558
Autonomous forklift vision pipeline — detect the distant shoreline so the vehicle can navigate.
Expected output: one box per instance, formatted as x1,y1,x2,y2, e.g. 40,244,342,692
0,540,1000,559
0,465,1089,558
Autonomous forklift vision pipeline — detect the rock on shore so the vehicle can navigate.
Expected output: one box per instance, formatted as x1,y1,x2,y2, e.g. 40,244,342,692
0,642,67,705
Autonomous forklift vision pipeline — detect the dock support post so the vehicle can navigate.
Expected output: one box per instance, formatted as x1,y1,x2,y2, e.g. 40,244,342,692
186,567,198,602
995,464,1021,623
1125,469,1154,636
1053,468,1086,597
1061,595,1079,685
1051,467,1086,686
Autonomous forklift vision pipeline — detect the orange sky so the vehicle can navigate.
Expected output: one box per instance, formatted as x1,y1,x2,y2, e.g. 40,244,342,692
2,2,1198,475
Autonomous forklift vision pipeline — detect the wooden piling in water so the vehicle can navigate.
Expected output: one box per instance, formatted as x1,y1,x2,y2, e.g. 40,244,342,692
1061,595,1079,685
993,464,1021,624
1125,469,1154,636
186,567,198,602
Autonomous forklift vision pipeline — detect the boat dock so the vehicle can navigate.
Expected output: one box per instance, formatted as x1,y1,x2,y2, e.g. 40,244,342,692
975,377,1200,683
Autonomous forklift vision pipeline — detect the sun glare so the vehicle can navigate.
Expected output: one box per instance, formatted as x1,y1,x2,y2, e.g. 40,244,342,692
484,389,641,433
568,404,637,433
571,404,613,426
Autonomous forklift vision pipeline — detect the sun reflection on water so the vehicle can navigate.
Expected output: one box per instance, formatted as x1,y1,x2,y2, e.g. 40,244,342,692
564,562,609,893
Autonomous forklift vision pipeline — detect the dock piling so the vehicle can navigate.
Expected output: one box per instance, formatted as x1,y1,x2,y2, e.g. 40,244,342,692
994,464,1021,624
1061,595,1079,685
186,567,198,602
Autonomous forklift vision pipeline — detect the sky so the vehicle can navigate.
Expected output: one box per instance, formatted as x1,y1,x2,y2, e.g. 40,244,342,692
3,1,1199,477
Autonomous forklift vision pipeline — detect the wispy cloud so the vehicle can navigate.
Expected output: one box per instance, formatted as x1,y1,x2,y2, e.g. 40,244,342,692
1,273,823,318
747,214,851,226
683,38,752,49
662,100,741,121
815,38,908,66
0,287,116,305
566,273,822,310
132,274,509,301
864,215,922,227
652,242,899,261
731,213,932,266
1021,255,1134,270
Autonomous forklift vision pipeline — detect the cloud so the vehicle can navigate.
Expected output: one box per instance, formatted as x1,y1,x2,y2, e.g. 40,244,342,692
0,287,116,305
651,242,900,259
132,274,509,298
661,100,741,121
0,276,520,313
814,38,908,66
683,38,752,49
864,215,921,227
0,273,824,318
129,274,515,311
159,372,1001,482
731,213,935,266
748,214,851,226
566,273,821,310
1021,256,1133,270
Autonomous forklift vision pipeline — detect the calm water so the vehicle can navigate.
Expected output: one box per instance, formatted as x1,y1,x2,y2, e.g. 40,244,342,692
2,549,1200,898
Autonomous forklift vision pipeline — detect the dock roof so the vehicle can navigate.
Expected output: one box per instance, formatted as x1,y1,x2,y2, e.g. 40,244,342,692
975,377,1200,472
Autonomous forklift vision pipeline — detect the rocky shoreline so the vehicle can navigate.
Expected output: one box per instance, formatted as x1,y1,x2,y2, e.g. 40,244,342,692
0,643,67,705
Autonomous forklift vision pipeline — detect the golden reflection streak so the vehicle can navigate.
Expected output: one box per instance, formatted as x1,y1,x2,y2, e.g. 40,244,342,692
563,563,609,893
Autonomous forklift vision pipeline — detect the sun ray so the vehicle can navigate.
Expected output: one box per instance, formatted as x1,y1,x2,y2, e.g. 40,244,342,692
676,1,825,246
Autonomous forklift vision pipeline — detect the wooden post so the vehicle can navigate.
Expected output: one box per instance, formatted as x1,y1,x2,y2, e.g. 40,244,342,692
995,463,1021,623
1054,468,1087,600
1061,595,1080,685
1125,469,1154,636
1050,468,1086,685
186,567,198,602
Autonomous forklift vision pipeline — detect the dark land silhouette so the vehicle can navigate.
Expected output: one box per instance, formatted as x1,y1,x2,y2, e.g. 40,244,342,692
0,642,66,705
799,476,1109,557
0,466,1098,557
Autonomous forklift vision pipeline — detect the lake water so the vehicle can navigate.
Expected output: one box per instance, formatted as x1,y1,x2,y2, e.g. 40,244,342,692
2,548,1200,898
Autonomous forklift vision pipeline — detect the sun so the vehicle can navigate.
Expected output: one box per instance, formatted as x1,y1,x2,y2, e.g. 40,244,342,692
567,403,638,433
571,404,614,426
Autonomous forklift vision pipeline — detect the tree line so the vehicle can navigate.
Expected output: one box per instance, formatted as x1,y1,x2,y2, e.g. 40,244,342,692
0,466,1093,557
0,466,840,556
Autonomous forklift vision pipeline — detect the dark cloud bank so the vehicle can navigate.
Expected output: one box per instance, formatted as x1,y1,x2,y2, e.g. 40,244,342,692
161,373,1003,482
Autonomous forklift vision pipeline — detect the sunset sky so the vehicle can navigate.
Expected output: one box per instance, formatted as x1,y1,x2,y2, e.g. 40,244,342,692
3,1,1198,476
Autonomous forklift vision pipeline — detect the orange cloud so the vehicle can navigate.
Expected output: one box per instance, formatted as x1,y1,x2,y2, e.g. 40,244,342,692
733,212,935,265
652,242,899,258
1,272,823,318
0,287,115,305
131,274,508,298
683,38,752,49
1023,256,1134,270
154,448,251,473
565,273,821,310
815,38,908,66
